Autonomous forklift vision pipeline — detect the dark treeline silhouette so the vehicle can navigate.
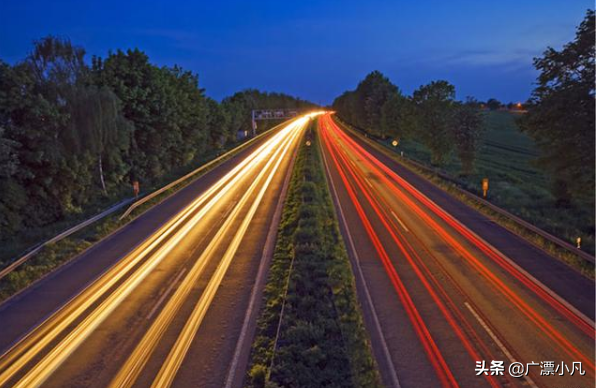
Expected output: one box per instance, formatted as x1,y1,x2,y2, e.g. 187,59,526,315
332,71,484,173
520,10,595,207
0,37,315,239
333,10,595,207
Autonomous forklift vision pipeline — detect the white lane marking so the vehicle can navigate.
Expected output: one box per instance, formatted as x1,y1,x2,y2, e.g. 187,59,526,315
146,268,187,321
344,124,595,330
144,200,236,322
320,135,402,388
347,155,376,191
464,302,539,388
148,115,307,388
390,211,409,233
223,124,301,388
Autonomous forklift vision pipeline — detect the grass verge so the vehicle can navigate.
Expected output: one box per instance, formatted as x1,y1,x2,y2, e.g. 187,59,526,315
393,111,594,256
245,121,382,388
0,125,284,303
335,117,595,279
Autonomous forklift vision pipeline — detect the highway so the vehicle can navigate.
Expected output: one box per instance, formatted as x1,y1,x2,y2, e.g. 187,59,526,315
0,113,319,388
319,113,595,388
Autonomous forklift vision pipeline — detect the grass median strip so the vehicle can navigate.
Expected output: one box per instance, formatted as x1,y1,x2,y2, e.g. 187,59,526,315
245,122,382,388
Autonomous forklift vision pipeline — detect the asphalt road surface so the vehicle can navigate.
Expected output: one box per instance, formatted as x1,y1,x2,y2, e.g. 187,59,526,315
0,114,318,388
319,113,595,388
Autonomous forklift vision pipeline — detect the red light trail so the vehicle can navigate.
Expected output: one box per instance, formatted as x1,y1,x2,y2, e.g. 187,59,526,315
319,113,595,386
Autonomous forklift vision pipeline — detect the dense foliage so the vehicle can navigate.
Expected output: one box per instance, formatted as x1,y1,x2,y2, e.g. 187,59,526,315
332,71,483,170
520,10,595,206
411,80,458,165
332,71,398,138
453,98,484,175
0,36,313,241
246,122,381,388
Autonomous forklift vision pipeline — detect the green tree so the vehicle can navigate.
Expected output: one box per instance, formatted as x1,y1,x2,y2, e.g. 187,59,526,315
412,80,457,165
0,38,131,236
0,127,19,178
1,37,89,226
380,94,417,141
520,9,595,206
206,98,229,149
332,71,399,137
64,86,131,194
92,50,209,181
0,37,316,241
0,126,24,235
486,98,502,111
222,89,315,141
453,98,484,175
332,91,359,125
357,71,399,136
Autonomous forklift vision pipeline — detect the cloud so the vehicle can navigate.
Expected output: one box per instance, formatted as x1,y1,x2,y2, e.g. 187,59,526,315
441,49,540,70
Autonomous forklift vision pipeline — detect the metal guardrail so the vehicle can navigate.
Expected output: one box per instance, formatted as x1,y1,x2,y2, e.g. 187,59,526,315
405,156,596,264
0,198,133,282
0,117,299,282
119,118,294,220
336,117,596,265
119,153,229,220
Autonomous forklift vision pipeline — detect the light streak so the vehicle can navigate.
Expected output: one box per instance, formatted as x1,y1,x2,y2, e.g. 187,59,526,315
320,118,460,388
0,113,319,388
111,117,308,388
323,114,595,376
322,117,500,387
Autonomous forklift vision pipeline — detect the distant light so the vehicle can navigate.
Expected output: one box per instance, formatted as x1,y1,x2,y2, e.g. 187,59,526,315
305,111,326,118
391,140,399,147
306,140,312,147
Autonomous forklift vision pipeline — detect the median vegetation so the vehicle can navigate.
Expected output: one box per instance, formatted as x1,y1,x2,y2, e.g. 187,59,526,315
245,120,382,388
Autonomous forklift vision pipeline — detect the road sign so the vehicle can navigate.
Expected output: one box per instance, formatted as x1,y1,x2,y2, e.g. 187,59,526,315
482,178,489,198
251,109,300,136
252,109,299,121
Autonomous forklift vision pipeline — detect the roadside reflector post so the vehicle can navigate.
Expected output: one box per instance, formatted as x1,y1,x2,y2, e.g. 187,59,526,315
482,178,489,199
133,180,140,199
577,237,582,249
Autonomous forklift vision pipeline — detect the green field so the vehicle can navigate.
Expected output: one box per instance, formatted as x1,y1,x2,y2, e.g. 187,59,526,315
393,111,595,255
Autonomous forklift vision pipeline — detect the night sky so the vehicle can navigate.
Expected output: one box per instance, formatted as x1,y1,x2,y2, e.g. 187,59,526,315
0,1,593,104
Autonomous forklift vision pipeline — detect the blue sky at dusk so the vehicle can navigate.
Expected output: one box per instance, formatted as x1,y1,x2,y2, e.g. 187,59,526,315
0,1,593,104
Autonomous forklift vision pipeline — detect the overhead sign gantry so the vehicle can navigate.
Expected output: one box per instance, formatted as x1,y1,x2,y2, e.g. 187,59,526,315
251,109,300,135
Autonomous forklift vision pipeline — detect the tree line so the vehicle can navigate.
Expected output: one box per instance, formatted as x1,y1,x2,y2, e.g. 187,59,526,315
519,10,595,206
333,72,484,173
0,37,315,239
332,10,594,206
